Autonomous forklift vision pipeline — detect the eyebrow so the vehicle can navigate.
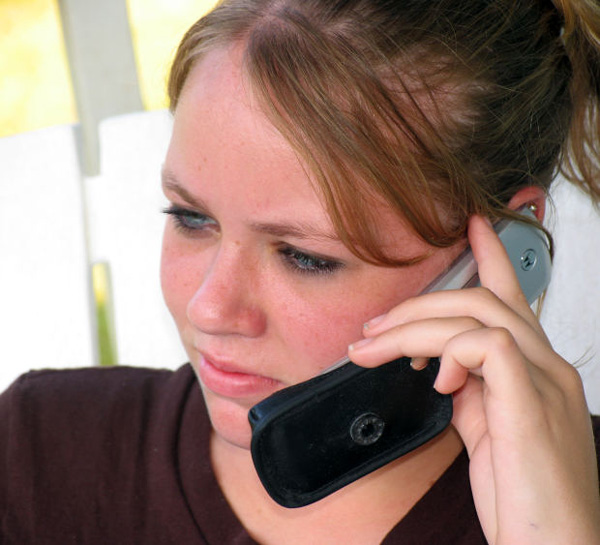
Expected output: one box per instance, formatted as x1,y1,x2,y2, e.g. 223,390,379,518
162,171,204,208
249,221,340,241
161,169,341,242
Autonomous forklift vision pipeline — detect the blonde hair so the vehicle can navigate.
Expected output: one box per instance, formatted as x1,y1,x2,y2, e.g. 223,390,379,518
169,0,600,265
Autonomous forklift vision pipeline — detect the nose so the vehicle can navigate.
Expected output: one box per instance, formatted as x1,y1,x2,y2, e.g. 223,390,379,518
186,244,266,338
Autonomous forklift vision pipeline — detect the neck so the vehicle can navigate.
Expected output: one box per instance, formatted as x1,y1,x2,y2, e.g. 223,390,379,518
211,426,463,545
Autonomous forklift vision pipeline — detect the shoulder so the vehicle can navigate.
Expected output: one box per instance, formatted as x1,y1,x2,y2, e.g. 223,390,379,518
592,415,600,447
0,364,196,457
0,365,211,542
591,416,600,473
0,364,192,412
4,364,178,395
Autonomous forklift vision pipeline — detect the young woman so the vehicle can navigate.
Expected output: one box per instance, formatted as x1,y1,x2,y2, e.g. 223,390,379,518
2,1,600,543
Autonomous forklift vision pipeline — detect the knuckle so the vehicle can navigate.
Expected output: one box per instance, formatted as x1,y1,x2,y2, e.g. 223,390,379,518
459,316,484,330
471,284,527,311
556,361,585,398
487,327,517,353
470,286,496,302
469,286,502,310
544,364,587,419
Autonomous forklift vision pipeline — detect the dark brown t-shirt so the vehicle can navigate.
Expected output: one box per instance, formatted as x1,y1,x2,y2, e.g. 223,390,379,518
0,364,592,544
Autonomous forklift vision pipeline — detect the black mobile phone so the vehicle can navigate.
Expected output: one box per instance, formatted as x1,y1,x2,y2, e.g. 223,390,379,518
249,209,551,508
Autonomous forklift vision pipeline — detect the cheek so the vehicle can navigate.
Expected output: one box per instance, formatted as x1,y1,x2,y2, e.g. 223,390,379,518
275,265,435,375
272,283,401,376
292,308,359,367
160,233,199,325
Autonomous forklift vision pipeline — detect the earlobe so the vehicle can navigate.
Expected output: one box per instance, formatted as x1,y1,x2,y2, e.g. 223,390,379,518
507,186,546,222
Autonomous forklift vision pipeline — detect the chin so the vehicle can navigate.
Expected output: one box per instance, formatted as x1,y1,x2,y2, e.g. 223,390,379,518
202,389,255,450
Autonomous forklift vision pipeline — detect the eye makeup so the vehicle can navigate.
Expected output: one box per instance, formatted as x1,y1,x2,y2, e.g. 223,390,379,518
277,244,344,276
162,205,218,235
163,205,345,277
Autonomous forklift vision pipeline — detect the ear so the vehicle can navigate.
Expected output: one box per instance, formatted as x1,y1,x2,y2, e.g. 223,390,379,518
507,186,546,222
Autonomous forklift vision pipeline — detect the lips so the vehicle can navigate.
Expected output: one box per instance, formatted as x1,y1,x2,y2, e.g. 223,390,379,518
196,353,282,399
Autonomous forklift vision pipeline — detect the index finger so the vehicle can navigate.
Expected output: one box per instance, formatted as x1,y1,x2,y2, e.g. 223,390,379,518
469,214,546,335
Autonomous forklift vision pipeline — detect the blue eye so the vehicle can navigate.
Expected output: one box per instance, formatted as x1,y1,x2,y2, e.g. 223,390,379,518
279,245,343,276
162,205,218,233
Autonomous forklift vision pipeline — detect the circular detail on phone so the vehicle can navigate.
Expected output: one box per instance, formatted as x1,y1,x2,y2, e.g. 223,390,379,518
350,412,385,446
520,249,537,271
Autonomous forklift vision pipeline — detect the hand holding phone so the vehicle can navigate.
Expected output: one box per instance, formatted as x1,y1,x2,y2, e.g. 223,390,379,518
249,209,551,508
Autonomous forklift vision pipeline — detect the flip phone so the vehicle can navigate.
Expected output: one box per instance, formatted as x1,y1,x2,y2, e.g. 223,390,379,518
249,209,551,508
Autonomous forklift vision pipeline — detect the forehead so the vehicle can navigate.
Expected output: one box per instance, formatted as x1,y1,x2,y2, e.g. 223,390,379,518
174,44,288,155
168,44,431,259
167,45,338,222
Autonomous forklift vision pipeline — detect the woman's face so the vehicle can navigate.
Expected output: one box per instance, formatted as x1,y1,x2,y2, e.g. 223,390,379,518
161,45,459,449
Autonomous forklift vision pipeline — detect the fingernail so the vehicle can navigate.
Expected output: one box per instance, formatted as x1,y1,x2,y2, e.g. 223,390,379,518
348,337,374,352
410,357,429,371
364,314,385,331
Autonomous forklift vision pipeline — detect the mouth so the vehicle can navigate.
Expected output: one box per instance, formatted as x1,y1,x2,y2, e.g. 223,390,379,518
196,354,283,399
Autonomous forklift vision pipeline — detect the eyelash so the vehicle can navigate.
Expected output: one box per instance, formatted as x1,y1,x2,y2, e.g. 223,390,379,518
278,245,344,276
163,205,343,276
162,205,217,234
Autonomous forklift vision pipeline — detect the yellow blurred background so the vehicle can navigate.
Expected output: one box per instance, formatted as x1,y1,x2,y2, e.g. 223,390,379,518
0,0,218,138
